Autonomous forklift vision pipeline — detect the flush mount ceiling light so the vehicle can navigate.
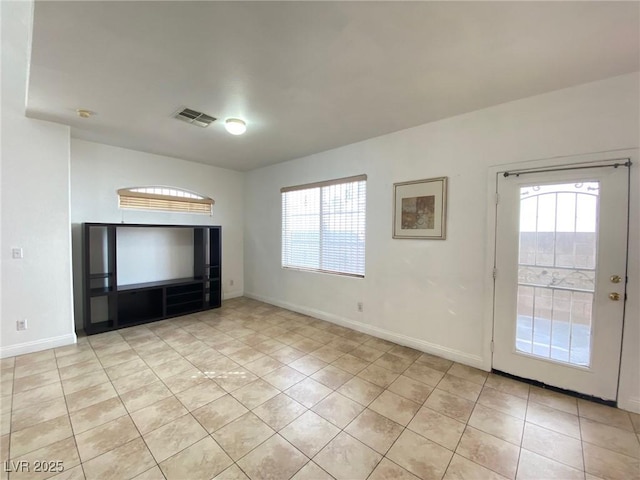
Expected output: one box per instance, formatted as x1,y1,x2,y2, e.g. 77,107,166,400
76,109,93,118
225,118,247,135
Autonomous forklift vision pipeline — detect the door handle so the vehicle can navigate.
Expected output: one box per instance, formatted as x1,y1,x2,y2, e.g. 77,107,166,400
609,292,621,301
610,275,622,284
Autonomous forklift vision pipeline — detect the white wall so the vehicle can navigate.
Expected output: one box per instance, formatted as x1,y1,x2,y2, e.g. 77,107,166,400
70,139,244,329
620,156,640,413
1,1,76,357
244,73,640,412
116,227,194,285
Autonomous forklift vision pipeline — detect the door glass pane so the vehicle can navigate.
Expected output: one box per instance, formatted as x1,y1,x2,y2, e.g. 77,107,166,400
516,182,599,367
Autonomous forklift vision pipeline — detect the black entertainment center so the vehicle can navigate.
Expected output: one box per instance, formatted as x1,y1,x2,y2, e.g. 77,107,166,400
82,223,221,335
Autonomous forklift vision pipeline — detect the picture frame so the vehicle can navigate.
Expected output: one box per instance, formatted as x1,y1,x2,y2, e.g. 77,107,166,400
393,176,448,239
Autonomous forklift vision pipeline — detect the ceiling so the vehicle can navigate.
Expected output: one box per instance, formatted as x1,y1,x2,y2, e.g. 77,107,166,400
27,1,639,171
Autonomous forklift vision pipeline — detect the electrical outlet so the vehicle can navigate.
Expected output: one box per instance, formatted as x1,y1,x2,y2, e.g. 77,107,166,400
16,319,27,331
357,302,363,312
229,279,234,286
12,248,23,259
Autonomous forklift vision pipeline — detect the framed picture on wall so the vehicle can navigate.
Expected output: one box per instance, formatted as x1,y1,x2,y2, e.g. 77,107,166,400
393,176,448,239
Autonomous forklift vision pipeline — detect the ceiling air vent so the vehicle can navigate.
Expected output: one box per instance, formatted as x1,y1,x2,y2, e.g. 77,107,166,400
174,108,216,128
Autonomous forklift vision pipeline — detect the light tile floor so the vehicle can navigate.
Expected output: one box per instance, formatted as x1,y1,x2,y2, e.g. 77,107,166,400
1,297,639,480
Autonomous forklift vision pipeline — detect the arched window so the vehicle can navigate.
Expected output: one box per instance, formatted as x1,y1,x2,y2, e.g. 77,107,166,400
118,186,214,215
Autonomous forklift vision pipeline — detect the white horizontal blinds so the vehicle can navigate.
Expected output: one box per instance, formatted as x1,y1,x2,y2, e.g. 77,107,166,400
130,187,205,199
118,187,213,215
282,189,321,270
282,176,366,277
321,180,366,275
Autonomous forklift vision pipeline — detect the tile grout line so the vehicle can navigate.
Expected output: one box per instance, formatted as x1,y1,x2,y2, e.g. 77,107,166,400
56,347,90,480
512,382,532,480
238,321,389,479
358,353,459,479
130,323,246,477
91,331,167,479
122,327,212,480
139,317,313,478
144,320,237,478
439,363,488,480
234,328,379,479
5,301,638,480
5,361,15,473
578,413,588,480
11,324,455,478
27,316,234,476
220,314,335,479
87,327,218,476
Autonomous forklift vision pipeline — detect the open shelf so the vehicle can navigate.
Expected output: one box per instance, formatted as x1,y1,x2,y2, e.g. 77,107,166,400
167,301,203,316
118,288,163,323
168,293,203,305
90,287,114,297
166,282,204,295
118,278,203,292
85,320,116,335
167,290,202,300
90,272,113,279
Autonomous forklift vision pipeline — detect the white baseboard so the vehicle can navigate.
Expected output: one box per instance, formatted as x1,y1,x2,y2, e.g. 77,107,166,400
223,290,244,300
618,396,640,414
0,333,77,359
245,292,485,370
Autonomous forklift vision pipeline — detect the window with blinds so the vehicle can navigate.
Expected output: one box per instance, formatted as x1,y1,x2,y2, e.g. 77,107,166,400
118,187,214,214
281,175,366,277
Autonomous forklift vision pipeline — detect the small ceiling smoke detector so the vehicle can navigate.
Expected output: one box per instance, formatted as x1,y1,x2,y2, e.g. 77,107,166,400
225,118,246,135
174,108,216,128
76,109,93,118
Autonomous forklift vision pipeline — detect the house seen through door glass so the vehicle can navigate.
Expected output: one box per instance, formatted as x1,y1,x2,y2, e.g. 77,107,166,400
516,182,599,367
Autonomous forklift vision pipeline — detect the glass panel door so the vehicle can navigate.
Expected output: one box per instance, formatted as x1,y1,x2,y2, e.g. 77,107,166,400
516,182,599,367
493,162,629,400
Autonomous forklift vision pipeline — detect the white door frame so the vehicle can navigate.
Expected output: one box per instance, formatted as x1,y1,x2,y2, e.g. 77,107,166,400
483,150,634,396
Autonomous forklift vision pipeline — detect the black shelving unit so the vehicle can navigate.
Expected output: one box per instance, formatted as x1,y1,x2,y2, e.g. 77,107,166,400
82,223,222,335
166,281,205,316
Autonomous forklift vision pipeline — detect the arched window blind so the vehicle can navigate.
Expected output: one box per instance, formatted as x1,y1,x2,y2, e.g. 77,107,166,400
118,186,214,214
281,175,366,277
